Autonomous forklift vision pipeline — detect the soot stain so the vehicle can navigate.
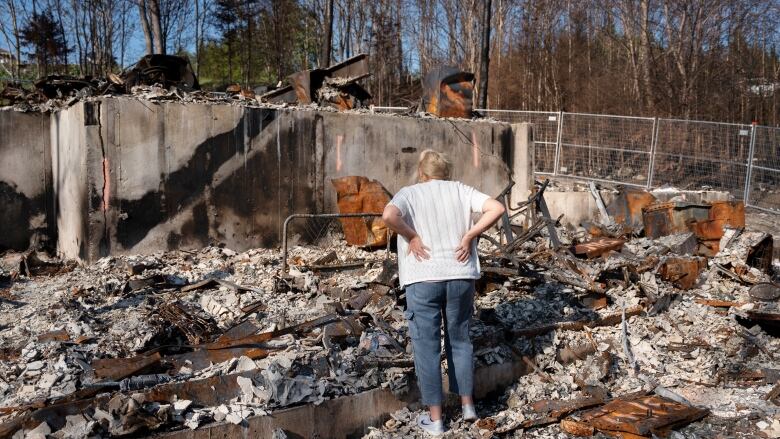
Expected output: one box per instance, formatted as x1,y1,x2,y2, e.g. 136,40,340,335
116,108,274,249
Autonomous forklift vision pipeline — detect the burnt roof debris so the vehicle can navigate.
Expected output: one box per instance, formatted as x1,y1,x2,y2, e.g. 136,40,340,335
123,54,200,92
260,53,372,110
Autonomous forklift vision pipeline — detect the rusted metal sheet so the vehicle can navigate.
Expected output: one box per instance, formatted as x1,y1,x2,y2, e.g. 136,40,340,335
642,202,710,239
575,394,709,437
37,329,70,343
572,238,625,259
261,85,297,103
421,66,475,118
708,200,745,228
606,188,657,232
327,53,370,79
123,54,200,91
560,418,596,436
92,352,162,381
531,395,606,419
658,256,707,290
642,201,744,255
331,176,391,247
266,53,371,109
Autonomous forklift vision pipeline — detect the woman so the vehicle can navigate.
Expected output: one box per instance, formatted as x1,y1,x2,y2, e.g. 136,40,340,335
382,149,505,436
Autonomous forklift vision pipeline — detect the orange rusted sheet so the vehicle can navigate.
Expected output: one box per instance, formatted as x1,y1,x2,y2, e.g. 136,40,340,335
331,176,391,247
607,188,657,232
695,298,745,308
708,200,745,228
642,201,744,248
575,394,709,437
572,238,625,259
659,256,707,290
560,418,595,436
689,201,745,253
421,66,474,118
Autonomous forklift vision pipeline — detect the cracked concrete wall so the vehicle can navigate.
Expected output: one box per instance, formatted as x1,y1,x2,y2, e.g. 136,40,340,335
41,97,515,261
51,102,89,259
0,108,53,250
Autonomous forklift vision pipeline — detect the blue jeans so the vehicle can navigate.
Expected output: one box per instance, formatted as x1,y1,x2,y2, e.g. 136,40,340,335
404,279,475,406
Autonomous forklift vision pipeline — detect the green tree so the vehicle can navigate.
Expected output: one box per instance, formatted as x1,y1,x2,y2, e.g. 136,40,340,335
20,11,68,76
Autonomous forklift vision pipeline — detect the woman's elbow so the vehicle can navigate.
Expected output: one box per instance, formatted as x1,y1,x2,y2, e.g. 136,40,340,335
487,199,505,216
382,206,396,224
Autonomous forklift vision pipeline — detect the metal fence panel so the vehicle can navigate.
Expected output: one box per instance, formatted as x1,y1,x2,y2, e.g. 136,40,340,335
557,113,654,187
478,110,560,174
406,106,779,212
747,126,780,212
653,119,751,199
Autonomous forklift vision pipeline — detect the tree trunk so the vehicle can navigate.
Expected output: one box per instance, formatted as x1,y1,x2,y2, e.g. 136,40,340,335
138,0,154,55
149,0,165,54
321,0,334,67
477,0,491,109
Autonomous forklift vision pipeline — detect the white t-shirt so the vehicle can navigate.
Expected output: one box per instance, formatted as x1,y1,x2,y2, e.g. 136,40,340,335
387,180,491,288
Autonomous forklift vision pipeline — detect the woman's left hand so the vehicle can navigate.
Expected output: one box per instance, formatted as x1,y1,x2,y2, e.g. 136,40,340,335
454,235,473,263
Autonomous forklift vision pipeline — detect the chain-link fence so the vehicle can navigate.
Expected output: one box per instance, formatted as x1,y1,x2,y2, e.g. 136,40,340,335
479,109,780,214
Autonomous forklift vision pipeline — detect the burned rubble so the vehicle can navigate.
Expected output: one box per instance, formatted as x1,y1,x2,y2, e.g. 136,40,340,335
0,179,779,438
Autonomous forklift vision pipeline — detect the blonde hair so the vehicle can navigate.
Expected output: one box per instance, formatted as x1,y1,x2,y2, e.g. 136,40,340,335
418,149,452,181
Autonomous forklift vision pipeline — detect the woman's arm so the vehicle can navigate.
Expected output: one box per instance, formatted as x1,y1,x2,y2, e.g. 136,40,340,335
454,198,505,262
382,204,430,261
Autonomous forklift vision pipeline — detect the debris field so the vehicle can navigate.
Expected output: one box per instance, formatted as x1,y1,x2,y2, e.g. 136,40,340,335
0,179,779,439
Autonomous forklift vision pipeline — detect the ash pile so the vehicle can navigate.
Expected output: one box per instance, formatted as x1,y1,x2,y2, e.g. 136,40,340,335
367,180,780,438
0,238,414,437
0,177,779,439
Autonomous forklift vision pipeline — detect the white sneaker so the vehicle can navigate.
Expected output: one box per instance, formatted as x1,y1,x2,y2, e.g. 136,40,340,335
417,413,445,436
462,404,478,422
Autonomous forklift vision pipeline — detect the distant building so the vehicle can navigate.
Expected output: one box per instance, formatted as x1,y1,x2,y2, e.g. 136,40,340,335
747,78,779,96
0,48,16,65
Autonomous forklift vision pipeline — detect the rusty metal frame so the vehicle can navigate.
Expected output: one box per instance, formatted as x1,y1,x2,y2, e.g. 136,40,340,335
281,213,385,273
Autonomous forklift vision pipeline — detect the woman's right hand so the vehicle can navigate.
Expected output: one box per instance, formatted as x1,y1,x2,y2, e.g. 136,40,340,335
408,235,430,261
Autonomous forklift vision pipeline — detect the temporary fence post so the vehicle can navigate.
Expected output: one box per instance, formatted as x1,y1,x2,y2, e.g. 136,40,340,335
744,123,757,204
553,111,563,175
647,117,659,189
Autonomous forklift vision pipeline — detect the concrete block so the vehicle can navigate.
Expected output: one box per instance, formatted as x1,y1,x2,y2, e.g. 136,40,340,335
0,108,53,250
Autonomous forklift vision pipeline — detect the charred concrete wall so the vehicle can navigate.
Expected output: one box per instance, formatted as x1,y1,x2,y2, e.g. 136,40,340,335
47,97,513,261
0,108,53,250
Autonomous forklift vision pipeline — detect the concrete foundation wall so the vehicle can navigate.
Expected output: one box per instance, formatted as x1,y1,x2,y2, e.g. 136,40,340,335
45,97,515,261
0,108,52,250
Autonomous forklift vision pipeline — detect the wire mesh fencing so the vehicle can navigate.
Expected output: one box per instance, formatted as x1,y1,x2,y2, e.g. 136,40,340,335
652,119,752,199
557,113,654,187
748,126,780,212
479,109,780,213
479,110,560,174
